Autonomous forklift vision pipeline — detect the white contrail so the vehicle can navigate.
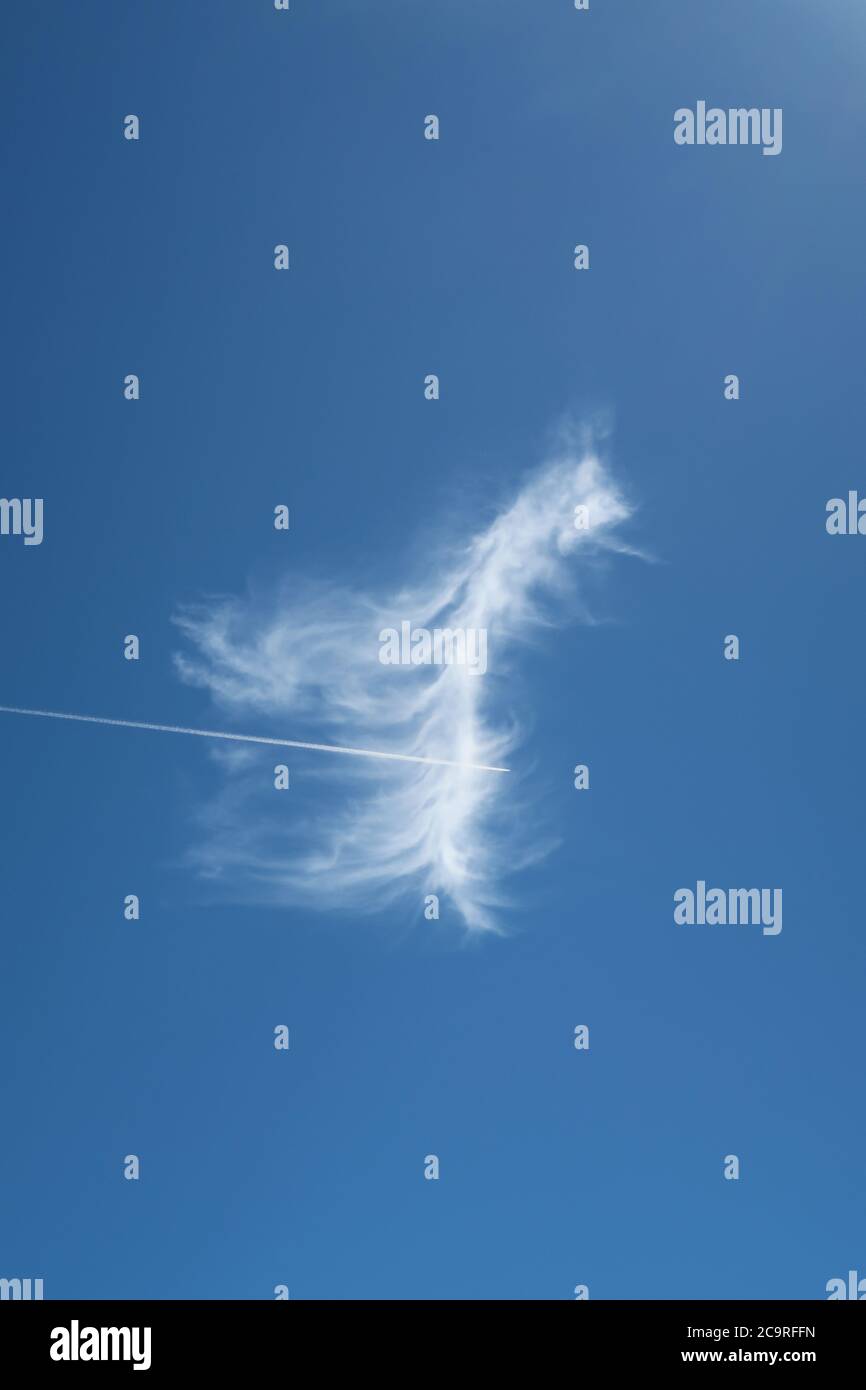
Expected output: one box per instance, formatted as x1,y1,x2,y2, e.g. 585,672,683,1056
0,704,510,773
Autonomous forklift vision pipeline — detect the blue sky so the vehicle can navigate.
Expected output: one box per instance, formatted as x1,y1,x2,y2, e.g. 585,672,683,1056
1,0,864,1299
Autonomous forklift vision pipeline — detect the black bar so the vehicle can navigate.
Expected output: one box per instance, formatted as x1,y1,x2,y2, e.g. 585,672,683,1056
1,1299,861,1375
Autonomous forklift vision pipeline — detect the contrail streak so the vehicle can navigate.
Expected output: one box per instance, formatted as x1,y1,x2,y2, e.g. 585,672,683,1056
0,704,510,773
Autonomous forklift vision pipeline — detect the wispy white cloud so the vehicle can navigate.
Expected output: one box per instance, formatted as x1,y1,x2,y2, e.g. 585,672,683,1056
173,423,636,932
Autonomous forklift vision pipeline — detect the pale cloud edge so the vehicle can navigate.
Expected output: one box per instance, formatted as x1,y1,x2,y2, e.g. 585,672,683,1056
173,423,637,933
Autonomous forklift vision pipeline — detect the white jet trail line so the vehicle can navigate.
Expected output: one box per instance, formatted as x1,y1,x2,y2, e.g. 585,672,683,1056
0,705,510,773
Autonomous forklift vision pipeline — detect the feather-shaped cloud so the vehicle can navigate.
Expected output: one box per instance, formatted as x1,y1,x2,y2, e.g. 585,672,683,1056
174,425,635,931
